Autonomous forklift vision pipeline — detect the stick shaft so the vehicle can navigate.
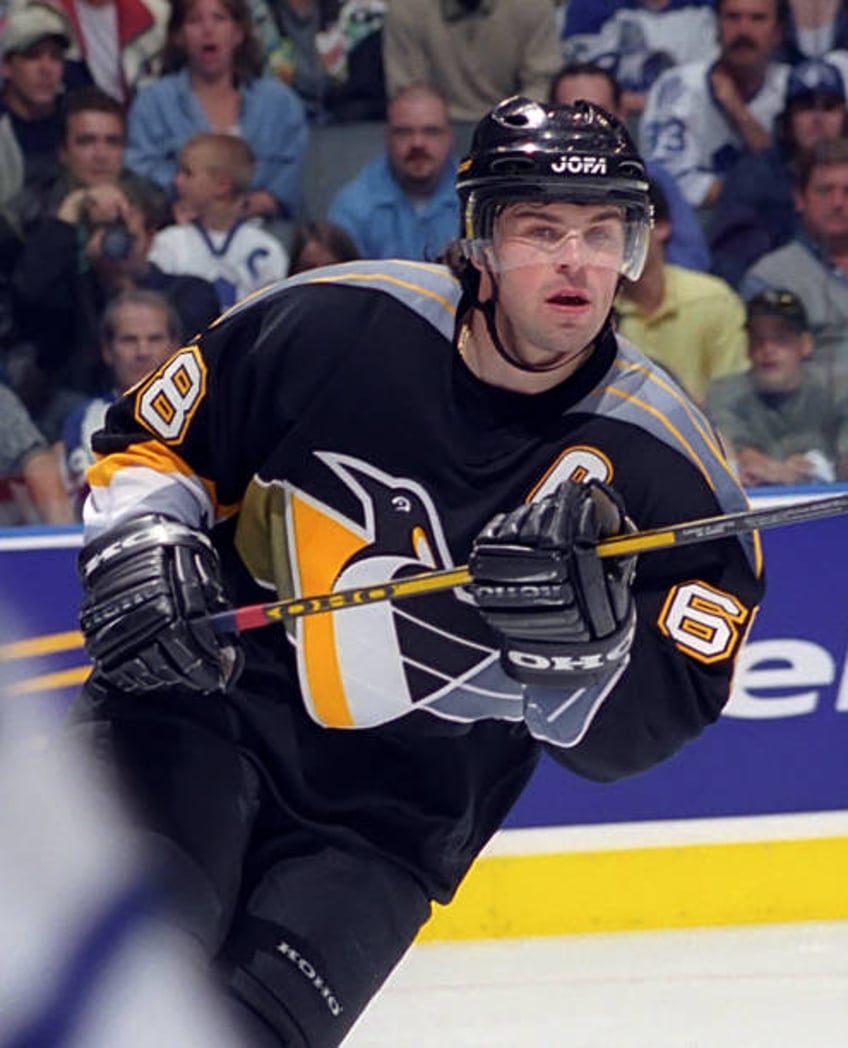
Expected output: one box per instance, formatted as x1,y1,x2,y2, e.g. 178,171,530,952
209,491,848,633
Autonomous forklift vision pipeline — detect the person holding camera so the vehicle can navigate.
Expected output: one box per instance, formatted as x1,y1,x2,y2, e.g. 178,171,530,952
11,175,220,416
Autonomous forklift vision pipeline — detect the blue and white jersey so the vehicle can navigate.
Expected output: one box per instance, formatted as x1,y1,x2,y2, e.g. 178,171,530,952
563,4,718,97
639,59,791,206
148,219,289,312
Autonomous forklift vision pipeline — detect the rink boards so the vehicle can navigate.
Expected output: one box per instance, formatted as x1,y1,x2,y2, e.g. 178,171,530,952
2,490,847,940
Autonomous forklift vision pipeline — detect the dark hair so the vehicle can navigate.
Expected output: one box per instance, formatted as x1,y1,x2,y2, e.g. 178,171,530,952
162,0,264,82
796,136,848,189
548,62,622,109
59,85,126,145
288,221,359,274
716,0,788,22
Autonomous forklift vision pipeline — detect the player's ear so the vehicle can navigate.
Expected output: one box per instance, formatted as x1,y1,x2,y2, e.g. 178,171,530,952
473,258,494,304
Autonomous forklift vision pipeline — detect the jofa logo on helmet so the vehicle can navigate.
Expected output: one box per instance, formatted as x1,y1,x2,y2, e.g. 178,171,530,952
551,155,607,175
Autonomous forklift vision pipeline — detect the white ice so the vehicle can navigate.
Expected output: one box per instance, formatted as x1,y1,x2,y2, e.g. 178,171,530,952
346,922,848,1047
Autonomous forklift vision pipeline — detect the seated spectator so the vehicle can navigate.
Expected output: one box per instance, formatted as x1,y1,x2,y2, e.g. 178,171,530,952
12,176,220,404
13,0,170,104
328,83,458,261
382,0,562,124
8,84,168,233
149,133,289,310
550,61,711,271
0,381,74,525
708,56,848,288
126,0,309,221
705,288,848,484
319,0,388,122
743,136,848,389
61,288,181,515
778,0,848,64
640,0,790,208
288,218,359,274
249,0,335,121
615,179,748,404
561,0,719,118
0,4,71,208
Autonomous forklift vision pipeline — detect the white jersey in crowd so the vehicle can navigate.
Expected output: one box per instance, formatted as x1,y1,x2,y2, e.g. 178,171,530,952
148,219,289,311
639,58,791,207
564,4,718,96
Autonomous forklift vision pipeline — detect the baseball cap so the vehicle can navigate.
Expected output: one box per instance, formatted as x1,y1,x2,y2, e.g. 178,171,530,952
745,288,809,333
1,5,71,56
786,58,846,105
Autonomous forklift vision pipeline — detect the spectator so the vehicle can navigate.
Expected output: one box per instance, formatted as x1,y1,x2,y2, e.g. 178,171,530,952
149,133,289,310
12,175,220,405
249,0,334,121
7,85,168,233
288,218,359,273
12,0,170,104
126,0,309,221
778,0,848,64
705,287,848,484
0,4,71,208
743,136,848,389
708,56,848,287
328,83,458,261
61,288,181,515
550,61,711,271
319,0,388,122
561,0,719,118
0,381,74,525
640,0,790,208
382,0,562,124
615,179,749,403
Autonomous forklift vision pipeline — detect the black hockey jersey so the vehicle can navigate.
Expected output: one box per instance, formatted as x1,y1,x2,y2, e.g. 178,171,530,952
86,259,764,900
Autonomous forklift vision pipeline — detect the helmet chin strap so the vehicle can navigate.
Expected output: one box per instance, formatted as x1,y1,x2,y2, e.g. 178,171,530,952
477,265,595,375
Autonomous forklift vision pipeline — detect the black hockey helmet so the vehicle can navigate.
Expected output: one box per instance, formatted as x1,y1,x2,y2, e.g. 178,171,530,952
456,96,652,279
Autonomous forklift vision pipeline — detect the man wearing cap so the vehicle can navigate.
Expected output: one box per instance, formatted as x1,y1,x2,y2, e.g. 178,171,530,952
705,288,848,485
0,4,71,206
743,135,848,387
708,56,848,287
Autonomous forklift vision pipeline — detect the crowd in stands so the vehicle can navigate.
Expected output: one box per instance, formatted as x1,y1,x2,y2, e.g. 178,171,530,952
3,0,848,525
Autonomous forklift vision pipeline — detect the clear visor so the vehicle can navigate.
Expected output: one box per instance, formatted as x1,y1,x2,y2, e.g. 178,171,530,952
462,200,650,281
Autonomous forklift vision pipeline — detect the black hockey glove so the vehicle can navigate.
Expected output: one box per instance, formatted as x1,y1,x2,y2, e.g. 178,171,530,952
78,514,243,694
469,480,637,689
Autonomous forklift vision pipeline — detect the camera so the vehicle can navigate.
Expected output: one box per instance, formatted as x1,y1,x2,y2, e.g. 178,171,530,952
99,216,135,261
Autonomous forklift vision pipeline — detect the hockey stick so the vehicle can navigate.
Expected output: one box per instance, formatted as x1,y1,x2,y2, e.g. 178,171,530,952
208,490,848,634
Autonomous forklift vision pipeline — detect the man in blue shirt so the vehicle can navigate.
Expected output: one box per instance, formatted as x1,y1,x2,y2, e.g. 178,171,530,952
328,83,459,261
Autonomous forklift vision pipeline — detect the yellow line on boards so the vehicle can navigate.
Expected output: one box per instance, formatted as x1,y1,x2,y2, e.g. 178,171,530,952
0,631,85,661
418,836,848,942
5,666,91,696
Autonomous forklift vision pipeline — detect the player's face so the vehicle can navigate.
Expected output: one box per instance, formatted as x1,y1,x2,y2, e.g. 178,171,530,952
0,39,64,116
719,0,781,72
387,93,454,193
797,161,848,247
103,302,178,392
180,0,244,78
482,201,624,370
61,111,125,186
747,315,811,393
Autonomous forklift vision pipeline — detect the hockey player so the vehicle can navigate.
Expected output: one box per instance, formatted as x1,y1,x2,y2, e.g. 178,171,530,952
71,97,764,1046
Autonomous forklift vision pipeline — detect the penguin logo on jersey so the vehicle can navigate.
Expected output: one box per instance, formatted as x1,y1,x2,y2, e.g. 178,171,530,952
283,452,513,730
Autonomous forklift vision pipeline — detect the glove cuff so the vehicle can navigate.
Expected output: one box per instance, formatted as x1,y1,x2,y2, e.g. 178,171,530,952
79,515,214,585
502,604,636,688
